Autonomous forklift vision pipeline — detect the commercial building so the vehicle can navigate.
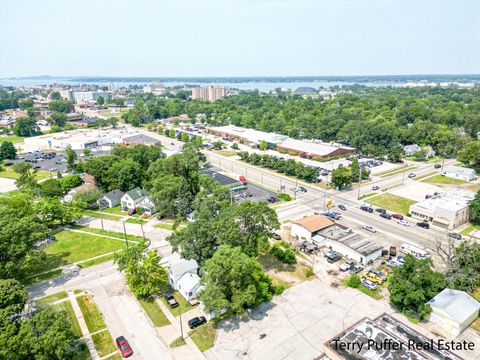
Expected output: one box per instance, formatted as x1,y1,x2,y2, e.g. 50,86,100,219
291,214,335,242
409,189,475,229
122,134,161,146
73,91,109,104
427,288,480,337
207,125,356,158
191,86,227,101
143,82,165,95
444,166,476,182
324,313,461,360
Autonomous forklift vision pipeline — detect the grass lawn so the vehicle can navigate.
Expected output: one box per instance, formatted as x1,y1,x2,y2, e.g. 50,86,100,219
54,301,83,338
81,210,121,221
341,279,383,300
214,150,238,157
0,135,24,143
423,174,467,185
22,269,62,285
160,292,195,317
375,165,405,177
170,336,186,348
25,230,126,275
91,330,117,357
189,322,216,352
77,253,117,268
358,192,377,200
461,225,480,236
258,253,310,282
155,223,174,230
414,172,438,181
74,289,84,295
38,291,68,304
139,299,170,327
126,218,147,225
76,295,107,333
365,193,416,215
0,166,51,180
101,205,125,215
73,226,144,242
378,166,412,178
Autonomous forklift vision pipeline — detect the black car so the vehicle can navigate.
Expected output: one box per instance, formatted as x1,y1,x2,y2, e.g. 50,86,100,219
163,293,179,308
156,215,164,220
448,232,462,240
327,253,342,263
434,164,442,169
267,196,279,203
188,316,207,329
379,213,391,220
271,232,281,240
416,222,430,229
375,208,386,214
360,205,373,213
4,162,14,166
338,204,347,211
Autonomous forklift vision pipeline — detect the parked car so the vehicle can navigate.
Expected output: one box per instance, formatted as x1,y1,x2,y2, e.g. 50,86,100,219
408,173,416,178
267,196,278,203
349,265,364,274
271,232,281,240
156,215,164,220
362,273,384,285
4,162,14,166
297,186,307,193
362,225,376,233
372,185,380,191
360,279,377,291
375,208,386,214
448,232,462,240
379,213,392,220
391,213,404,220
434,164,442,169
397,220,409,226
327,253,342,263
340,260,354,272
188,316,207,329
115,336,133,358
368,269,387,281
33,165,41,169
338,204,347,211
163,293,179,308
128,208,137,216
389,246,397,257
416,222,430,229
360,205,373,213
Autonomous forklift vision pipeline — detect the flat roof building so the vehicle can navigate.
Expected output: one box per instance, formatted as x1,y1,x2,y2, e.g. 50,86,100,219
444,166,476,182
192,86,227,102
409,189,475,230
207,125,286,147
276,138,355,158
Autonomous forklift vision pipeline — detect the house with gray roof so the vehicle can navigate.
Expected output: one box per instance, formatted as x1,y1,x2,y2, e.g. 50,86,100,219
97,189,124,209
444,165,476,182
427,288,480,337
168,252,199,296
403,144,420,156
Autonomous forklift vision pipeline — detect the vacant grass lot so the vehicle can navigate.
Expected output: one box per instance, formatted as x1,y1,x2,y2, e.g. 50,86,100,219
81,210,120,221
126,218,147,225
189,322,216,352
78,253,117,268
91,330,117,357
461,225,480,235
73,226,144,242
139,299,170,327
25,231,126,275
76,295,106,333
422,174,467,185
38,291,68,304
54,301,83,338
0,166,51,180
365,193,416,215
0,135,24,143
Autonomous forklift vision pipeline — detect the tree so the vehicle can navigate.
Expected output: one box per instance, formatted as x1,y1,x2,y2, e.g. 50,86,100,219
73,189,102,209
82,148,91,156
58,174,83,191
470,191,480,224
0,141,17,160
199,246,275,317
387,146,403,163
13,117,40,137
212,141,223,150
330,167,352,189
12,162,37,189
114,243,168,299
65,148,77,171
50,91,61,100
232,142,239,150
48,100,70,113
440,239,480,291
96,96,104,105
388,254,445,319
18,98,34,110
39,178,64,197
413,148,428,161
49,112,67,128
457,140,480,170
35,197,80,226
168,128,175,137
0,279,27,312
258,140,269,150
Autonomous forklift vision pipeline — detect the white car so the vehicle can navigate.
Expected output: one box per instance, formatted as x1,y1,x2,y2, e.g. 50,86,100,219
361,279,377,291
397,220,410,226
362,225,376,233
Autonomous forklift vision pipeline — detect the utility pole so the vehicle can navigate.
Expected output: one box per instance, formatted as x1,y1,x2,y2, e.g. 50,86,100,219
357,164,362,200
179,303,184,340
140,223,145,241
122,221,129,248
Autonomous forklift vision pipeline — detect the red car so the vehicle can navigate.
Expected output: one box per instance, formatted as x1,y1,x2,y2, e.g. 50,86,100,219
128,208,137,216
116,336,133,358
391,213,404,220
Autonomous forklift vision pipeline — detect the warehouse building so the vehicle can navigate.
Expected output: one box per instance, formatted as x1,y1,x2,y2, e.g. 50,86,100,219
409,189,475,229
207,125,355,157
427,288,480,337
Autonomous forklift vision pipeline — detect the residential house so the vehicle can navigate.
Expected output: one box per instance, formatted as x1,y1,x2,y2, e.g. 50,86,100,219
444,166,476,182
177,272,202,301
403,144,420,156
97,189,124,209
64,183,97,202
120,187,156,215
427,288,480,337
168,252,201,300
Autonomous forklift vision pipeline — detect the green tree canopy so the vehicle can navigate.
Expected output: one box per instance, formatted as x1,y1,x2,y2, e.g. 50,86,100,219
0,141,17,160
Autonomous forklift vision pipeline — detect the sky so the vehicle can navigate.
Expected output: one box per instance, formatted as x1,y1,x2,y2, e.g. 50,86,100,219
1,0,479,77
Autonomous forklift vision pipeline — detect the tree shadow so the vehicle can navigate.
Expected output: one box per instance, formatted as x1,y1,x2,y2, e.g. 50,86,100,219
217,301,277,333
257,254,296,273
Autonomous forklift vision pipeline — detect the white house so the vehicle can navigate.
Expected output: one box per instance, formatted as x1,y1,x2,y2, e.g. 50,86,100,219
97,189,124,209
177,272,202,301
427,288,480,337
121,187,156,215
168,252,199,292
291,214,334,242
403,144,420,156
444,166,476,182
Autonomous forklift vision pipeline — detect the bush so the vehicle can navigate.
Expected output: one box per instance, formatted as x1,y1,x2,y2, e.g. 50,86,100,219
288,151,298,156
347,275,361,288
305,267,314,278
272,284,285,295
271,241,297,264
277,193,292,201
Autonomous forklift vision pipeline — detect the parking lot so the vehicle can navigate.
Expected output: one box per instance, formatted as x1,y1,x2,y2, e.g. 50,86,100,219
200,167,278,203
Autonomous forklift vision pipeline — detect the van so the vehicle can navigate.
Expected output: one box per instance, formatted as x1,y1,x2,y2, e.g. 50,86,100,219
400,243,430,259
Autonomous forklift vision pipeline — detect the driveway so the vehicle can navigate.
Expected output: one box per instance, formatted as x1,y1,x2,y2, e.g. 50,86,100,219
28,262,172,360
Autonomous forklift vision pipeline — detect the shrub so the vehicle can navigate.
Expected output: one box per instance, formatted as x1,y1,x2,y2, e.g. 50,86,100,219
271,241,297,264
347,275,361,288
305,267,314,278
288,151,298,156
272,284,285,295
277,193,292,201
